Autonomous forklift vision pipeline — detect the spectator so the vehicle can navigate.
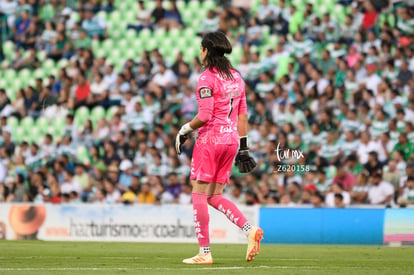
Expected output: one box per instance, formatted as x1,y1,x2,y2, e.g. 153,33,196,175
162,1,183,30
151,0,166,28
178,183,192,204
361,1,378,30
367,172,394,205
325,183,351,207
118,159,133,191
138,182,155,204
332,165,356,192
6,174,28,202
103,178,121,204
60,169,82,196
364,151,383,176
127,1,152,33
73,163,91,202
334,193,345,208
311,192,325,207
81,8,107,40
351,169,371,204
392,133,414,161
397,176,414,206
14,10,31,47
199,10,219,36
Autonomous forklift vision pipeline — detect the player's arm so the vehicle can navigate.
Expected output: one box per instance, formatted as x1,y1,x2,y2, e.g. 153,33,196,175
175,87,214,155
235,88,256,173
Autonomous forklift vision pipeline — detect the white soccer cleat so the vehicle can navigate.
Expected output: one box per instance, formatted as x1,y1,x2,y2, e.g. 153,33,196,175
246,226,264,262
183,248,213,265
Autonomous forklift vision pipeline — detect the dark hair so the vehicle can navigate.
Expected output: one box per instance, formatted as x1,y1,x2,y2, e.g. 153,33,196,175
334,193,343,201
201,31,234,80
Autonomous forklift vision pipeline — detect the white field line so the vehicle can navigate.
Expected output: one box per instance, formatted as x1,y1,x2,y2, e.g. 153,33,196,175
0,256,319,261
0,266,321,271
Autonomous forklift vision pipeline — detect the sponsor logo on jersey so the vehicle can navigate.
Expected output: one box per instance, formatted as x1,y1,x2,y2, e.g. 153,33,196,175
199,87,213,98
219,126,234,133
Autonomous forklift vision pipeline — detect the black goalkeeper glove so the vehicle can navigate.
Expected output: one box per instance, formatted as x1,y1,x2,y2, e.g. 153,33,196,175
175,122,193,155
235,137,256,173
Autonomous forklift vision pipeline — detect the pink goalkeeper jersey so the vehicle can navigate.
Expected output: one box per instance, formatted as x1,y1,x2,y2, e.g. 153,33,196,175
195,68,247,145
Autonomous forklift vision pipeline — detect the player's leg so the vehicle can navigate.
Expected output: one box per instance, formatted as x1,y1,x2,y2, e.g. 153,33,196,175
207,183,263,262
183,144,214,265
207,183,252,234
207,144,263,262
182,180,213,265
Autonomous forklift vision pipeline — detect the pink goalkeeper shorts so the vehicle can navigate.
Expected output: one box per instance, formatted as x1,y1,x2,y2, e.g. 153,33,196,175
190,143,238,184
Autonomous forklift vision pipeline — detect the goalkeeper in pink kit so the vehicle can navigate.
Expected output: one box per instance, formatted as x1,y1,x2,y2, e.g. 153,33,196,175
175,31,263,265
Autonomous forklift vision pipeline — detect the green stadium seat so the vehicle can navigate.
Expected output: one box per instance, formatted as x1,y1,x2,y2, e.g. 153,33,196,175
176,0,185,11
36,117,49,132
74,106,90,128
3,41,14,61
168,28,181,40
76,145,89,164
153,29,167,43
91,106,106,124
175,37,187,52
124,10,136,23
4,69,17,85
101,39,114,55
125,29,137,44
202,0,215,10
33,68,45,79
139,28,152,41
117,39,128,51
268,35,279,46
56,59,68,69
11,78,22,92
106,106,119,120
13,126,26,144
42,58,55,72
181,9,192,24
28,126,42,144
18,69,31,83
108,10,121,25
96,10,108,21
20,116,34,129
109,48,121,64
36,50,48,62
95,48,106,58
6,89,16,102
7,116,19,130
145,38,158,51
51,118,65,140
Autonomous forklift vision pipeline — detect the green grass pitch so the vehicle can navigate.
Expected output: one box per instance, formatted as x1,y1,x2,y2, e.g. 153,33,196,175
0,241,413,274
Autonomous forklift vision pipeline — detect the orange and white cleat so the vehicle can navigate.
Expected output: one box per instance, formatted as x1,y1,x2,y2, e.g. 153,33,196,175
183,248,213,265
246,226,264,262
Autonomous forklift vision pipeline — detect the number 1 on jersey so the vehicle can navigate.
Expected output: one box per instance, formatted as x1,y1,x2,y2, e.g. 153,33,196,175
227,98,234,122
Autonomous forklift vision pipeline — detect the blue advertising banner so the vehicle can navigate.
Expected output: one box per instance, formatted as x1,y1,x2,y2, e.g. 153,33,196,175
259,208,385,245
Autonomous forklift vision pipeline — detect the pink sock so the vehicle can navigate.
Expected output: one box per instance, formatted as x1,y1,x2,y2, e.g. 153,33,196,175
192,193,210,247
208,194,249,230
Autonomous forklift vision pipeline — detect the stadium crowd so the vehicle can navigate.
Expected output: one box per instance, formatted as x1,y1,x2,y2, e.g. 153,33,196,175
0,0,414,208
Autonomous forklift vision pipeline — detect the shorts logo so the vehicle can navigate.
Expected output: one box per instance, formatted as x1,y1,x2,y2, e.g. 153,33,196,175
199,88,212,99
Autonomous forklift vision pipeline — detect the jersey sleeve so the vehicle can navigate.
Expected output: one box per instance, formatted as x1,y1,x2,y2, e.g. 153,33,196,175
196,73,214,122
238,81,247,115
